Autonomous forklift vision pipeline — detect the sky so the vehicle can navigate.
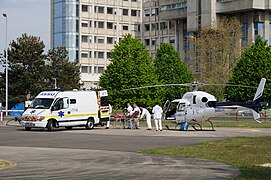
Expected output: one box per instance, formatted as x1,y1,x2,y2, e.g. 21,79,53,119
0,0,50,54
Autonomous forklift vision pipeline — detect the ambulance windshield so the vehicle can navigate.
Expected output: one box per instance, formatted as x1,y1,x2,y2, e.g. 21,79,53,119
29,98,54,109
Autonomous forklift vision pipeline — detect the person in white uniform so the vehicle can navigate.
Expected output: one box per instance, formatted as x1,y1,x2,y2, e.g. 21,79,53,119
126,103,133,129
105,104,112,129
139,106,152,130
152,102,163,131
130,103,141,129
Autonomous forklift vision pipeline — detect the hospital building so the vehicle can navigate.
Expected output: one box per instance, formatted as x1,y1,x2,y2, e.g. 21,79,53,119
51,0,271,89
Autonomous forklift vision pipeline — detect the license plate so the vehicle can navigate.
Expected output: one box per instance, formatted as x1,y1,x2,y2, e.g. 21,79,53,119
24,122,34,127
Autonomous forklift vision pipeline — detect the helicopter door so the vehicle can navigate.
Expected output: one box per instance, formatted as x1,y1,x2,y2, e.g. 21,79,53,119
175,103,188,122
162,100,171,119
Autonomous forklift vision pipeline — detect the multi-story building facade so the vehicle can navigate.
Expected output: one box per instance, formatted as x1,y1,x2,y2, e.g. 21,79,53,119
51,0,142,88
51,0,271,89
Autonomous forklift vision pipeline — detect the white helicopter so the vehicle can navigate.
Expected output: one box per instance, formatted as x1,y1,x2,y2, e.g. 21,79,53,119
125,78,269,131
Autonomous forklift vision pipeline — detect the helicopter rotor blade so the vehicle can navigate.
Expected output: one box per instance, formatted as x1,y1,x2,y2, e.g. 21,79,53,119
122,83,189,91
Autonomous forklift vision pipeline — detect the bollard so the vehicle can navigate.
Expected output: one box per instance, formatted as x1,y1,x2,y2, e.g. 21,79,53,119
0,111,4,122
236,111,238,122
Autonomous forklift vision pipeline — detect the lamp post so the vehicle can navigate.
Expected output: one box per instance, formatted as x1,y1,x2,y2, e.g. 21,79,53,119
3,13,8,116
52,78,57,89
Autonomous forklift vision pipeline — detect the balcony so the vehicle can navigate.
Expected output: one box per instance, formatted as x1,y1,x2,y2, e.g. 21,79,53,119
159,0,187,20
216,0,268,13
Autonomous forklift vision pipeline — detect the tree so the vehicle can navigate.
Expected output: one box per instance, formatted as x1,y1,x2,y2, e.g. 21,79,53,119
154,43,193,101
7,34,48,107
224,37,271,102
46,47,81,90
187,17,243,100
99,34,160,108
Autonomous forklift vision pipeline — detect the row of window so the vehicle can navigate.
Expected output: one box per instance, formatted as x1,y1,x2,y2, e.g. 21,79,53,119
81,66,105,74
144,21,175,31
81,51,111,59
82,5,141,17
144,8,158,17
144,36,175,46
160,2,187,11
81,21,140,31
82,35,121,45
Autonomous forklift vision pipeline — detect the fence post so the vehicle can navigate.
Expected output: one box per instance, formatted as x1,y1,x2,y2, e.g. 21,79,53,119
236,111,238,122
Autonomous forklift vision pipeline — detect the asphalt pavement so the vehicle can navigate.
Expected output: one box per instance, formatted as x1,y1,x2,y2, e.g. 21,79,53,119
0,119,270,179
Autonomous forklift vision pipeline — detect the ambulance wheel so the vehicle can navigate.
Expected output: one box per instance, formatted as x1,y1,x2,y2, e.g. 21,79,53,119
25,127,31,131
86,119,94,130
47,120,55,131
65,126,73,130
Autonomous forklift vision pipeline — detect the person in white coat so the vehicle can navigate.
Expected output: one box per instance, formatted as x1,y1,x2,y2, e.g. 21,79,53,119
139,106,152,130
126,103,133,129
105,104,112,129
130,103,141,129
152,102,163,131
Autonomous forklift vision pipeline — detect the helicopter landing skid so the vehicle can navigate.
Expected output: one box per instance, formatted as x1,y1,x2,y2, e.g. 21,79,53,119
189,119,215,131
165,119,215,131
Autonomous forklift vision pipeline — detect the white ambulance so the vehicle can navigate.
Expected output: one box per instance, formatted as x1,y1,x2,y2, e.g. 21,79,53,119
21,90,110,131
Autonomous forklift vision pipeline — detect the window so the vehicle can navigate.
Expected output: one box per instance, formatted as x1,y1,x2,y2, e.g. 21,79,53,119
81,66,88,73
70,99,76,104
97,67,104,74
123,9,129,16
98,37,104,44
131,24,139,31
81,22,88,27
145,39,150,45
145,24,150,31
89,51,92,58
107,22,113,29
170,36,175,44
160,22,167,30
107,52,111,59
131,0,137,2
107,7,113,14
89,20,92,27
95,6,104,13
82,35,88,42
81,52,88,58
151,39,156,45
98,21,104,28
123,24,129,31
242,23,248,45
82,5,88,12
95,52,104,58
53,98,69,111
169,21,175,29
94,66,104,73
94,36,104,44
254,22,264,41
151,23,158,31
131,9,137,16
107,37,113,44
151,8,158,16
144,9,150,17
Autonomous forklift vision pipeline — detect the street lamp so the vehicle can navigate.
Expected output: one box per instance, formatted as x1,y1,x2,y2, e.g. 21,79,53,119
3,13,8,116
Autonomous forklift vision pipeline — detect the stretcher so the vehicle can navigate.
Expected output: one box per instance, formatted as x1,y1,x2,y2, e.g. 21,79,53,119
112,114,139,129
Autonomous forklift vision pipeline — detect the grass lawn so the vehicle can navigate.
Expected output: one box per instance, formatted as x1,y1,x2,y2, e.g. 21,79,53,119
143,136,271,180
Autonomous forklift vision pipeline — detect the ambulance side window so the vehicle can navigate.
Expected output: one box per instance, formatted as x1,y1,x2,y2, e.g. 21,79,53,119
70,99,76,104
52,98,69,111
63,98,69,109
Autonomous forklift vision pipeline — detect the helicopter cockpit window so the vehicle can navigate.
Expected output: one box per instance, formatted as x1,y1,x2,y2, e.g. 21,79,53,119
177,103,186,111
193,95,197,104
202,97,208,103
